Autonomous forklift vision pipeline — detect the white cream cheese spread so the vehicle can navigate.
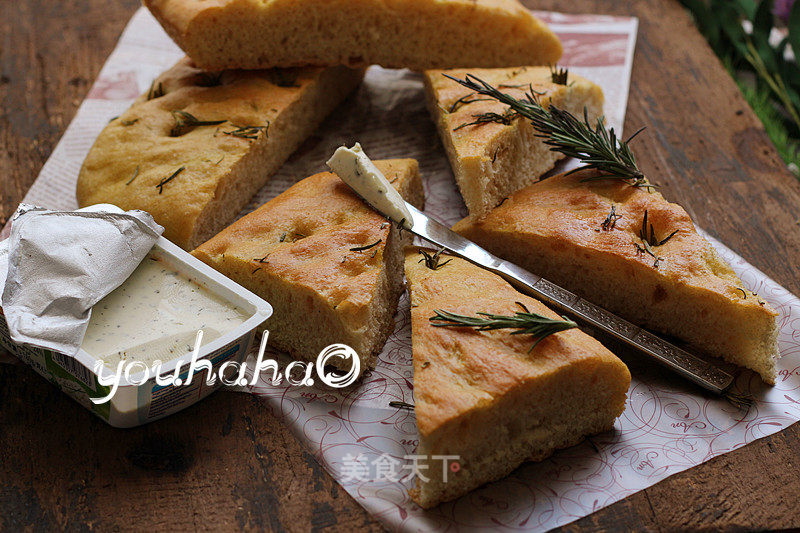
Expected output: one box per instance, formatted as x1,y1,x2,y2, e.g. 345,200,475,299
326,143,413,228
81,254,248,368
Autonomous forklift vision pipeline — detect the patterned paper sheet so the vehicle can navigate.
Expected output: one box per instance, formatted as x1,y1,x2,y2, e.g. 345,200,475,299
4,7,800,532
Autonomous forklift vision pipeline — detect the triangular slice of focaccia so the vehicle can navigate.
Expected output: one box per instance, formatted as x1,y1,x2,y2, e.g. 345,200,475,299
453,170,781,383
404,249,630,508
192,160,424,372
77,57,363,250
423,67,604,218
144,0,562,71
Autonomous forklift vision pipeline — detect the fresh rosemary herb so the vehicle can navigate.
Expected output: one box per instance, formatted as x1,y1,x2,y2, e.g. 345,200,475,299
170,110,226,137
735,287,748,298
418,248,452,270
639,210,679,246
449,94,493,113
125,165,140,186
279,232,288,243
196,71,223,87
421,361,430,369
155,166,185,194
147,81,165,100
497,82,530,89
254,255,270,264
430,303,578,352
223,124,268,140
454,109,519,131
121,118,139,126
444,74,653,189
633,210,678,268
550,65,569,85
389,401,415,411
601,204,622,231
350,239,382,252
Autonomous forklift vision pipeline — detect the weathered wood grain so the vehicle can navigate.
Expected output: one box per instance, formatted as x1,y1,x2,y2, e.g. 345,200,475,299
0,0,798,531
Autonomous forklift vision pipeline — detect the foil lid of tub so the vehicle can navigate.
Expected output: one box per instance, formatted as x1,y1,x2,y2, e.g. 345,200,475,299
0,204,164,356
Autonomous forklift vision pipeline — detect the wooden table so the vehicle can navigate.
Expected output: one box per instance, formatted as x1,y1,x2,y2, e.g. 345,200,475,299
1,0,799,530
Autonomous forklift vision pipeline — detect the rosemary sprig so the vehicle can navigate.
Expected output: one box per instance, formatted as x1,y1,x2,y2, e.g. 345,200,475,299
389,401,415,411
448,94,493,113
147,81,164,100
418,248,452,270
223,124,269,140
601,204,622,231
350,239,382,252
170,110,226,137
639,210,679,247
550,65,569,85
430,303,578,352
156,166,185,194
634,210,679,268
196,71,223,87
454,109,519,131
125,165,140,186
444,74,652,188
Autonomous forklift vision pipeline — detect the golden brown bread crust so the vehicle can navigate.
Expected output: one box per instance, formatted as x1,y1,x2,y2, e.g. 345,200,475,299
144,0,562,71
453,170,780,383
404,250,630,508
77,57,363,249
424,67,604,218
192,160,424,370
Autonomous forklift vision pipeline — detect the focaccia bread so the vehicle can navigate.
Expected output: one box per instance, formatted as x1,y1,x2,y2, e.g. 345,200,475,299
192,160,424,372
453,170,781,383
424,67,604,218
144,0,562,71
404,250,630,508
77,57,364,250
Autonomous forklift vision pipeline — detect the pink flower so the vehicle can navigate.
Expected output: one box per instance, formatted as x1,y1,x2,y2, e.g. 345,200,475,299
775,0,795,23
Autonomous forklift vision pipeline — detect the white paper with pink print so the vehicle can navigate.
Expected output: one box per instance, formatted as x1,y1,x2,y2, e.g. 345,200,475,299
4,7,800,532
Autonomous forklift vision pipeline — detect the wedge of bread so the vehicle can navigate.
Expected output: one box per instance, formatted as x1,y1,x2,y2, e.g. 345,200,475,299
404,249,630,508
144,0,562,71
453,170,781,383
77,57,364,250
192,160,424,372
424,67,604,218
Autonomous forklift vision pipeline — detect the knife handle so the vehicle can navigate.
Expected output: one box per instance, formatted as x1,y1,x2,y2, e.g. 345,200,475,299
492,261,734,394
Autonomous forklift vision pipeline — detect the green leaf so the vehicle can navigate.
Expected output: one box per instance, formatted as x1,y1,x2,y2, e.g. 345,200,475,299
752,0,775,41
788,1,800,66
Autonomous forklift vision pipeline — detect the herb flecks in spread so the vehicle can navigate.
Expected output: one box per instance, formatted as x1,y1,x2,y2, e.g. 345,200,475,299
444,74,654,190
83,254,247,367
326,143,413,228
430,302,578,353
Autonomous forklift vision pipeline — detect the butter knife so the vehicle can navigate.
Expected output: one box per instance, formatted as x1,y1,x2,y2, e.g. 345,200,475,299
327,145,735,394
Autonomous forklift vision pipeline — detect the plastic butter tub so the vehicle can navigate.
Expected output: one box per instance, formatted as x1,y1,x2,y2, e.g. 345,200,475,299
0,236,272,428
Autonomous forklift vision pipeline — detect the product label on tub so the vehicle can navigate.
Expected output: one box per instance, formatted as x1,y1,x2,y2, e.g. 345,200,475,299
137,338,247,424
0,309,111,420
